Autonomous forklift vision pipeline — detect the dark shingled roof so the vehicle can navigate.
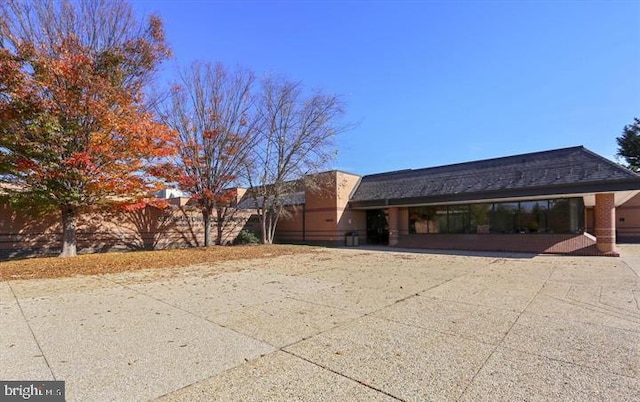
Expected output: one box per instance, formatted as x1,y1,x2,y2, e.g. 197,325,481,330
349,146,640,208
236,191,305,210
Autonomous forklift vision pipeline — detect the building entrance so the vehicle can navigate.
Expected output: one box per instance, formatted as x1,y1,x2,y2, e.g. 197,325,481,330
366,209,389,245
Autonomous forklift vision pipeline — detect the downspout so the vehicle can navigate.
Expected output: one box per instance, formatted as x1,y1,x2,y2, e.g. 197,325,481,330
302,203,306,243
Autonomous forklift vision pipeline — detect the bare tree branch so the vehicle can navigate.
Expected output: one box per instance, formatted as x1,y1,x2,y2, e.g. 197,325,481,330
246,76,347,244
158,62,257,246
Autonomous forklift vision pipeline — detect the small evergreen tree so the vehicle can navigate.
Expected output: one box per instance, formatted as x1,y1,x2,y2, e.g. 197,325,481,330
616,117,640,171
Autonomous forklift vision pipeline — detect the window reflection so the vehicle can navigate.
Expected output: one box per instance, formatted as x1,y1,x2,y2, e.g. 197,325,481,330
519,201,548,233
470,203,491,233
490,202,518,234
408,198,583,235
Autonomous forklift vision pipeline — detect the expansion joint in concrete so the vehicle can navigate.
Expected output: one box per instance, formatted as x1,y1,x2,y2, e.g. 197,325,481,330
281,349,405,401
455,265,558,401
6,281,57,381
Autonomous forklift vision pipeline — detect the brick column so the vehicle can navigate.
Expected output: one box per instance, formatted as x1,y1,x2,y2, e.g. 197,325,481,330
595,193,616,254
398,207,409,237
388,207,399,246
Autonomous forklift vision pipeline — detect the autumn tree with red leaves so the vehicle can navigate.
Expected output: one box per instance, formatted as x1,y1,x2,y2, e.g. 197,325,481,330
0,0,175,257
157,62,256,246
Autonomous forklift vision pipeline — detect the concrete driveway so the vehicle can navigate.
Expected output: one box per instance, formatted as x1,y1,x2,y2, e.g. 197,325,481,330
2,248,639,401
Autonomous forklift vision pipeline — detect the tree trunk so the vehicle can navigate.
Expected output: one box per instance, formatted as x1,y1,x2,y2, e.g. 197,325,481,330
269,214,280,244
266,217,272,244
215,207,224,245
202,208,212,247
264,211,277,244
59,205,78,257
260,211,269,244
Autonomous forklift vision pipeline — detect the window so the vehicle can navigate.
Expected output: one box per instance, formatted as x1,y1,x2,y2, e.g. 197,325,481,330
470,203,491,233
409,206,437,233
408,198,584,235
447,205,469,234
519,201,548,233
549,199,583,233
490,202,519,233
432,207,448,233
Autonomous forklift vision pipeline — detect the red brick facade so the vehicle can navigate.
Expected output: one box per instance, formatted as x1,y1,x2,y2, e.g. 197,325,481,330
388,207,399,246
0,203,256,259
397,233,602,255
594,193,616,255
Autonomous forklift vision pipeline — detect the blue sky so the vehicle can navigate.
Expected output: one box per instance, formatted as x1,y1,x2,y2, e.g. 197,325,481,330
132,0,640,175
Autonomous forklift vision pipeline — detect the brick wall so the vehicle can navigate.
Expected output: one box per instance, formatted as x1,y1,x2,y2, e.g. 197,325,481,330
396,233,606,255
594,193,616,253
275,171,365,246
0,203,256,259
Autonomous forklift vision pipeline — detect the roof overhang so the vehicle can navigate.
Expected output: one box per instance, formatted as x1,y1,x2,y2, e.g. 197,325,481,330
349,180,640,209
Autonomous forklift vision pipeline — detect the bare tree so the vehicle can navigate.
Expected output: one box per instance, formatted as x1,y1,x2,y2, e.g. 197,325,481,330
157,62,256,246
246,77,346,244
0,0,165,89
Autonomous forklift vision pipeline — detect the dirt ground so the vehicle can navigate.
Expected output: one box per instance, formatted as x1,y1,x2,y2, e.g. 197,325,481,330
0,244,319,281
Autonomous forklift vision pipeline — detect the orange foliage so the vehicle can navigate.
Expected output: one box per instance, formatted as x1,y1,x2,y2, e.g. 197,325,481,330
0,26,176,211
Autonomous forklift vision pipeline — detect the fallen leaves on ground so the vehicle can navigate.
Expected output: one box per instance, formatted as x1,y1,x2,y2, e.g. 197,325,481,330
0,245,319,281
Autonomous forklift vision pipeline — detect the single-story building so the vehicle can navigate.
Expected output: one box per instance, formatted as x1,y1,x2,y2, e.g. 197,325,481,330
2,145,640,257
271,146,640,256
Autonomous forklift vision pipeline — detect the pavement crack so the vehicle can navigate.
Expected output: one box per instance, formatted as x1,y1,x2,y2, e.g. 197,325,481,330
598,286,603,303
455,264,558,401
282,349,405,401
279,276,480,362
559,294,640,321
621,259,640,279
97,277,276,350
498,345,640,381
6,281,57,381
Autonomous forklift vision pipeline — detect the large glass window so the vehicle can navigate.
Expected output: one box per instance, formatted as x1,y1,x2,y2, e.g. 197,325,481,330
408,198,584,235
519,201,548,233
490,202,519,233
408,205,466,233
470,203,491,233
448,205,469,234
409,206,437,233
549,199,583,233
430,207,446,233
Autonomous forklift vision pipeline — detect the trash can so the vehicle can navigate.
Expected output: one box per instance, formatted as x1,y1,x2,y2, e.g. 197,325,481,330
345,232,359,247
345,232,353,246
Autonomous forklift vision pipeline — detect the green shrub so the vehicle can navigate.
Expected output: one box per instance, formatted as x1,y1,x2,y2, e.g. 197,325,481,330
235,229,260,245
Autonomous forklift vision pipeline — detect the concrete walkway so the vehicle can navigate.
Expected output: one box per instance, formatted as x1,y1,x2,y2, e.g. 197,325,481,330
1,248,639,401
